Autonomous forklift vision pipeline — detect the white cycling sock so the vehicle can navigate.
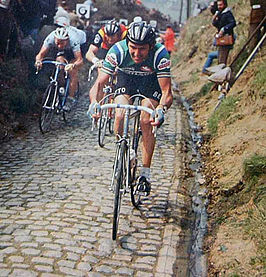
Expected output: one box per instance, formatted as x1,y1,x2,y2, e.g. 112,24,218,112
140,167,151,181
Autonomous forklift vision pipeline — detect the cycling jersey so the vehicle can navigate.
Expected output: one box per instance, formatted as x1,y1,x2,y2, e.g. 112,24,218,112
68,26,86,45
92,24,127,50
102,39,171,79
43,30,81,52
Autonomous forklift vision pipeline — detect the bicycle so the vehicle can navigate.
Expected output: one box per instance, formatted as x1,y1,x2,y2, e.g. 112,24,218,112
95,97,156,240
89,64,115,147
37,60,70,134
97,85,115,147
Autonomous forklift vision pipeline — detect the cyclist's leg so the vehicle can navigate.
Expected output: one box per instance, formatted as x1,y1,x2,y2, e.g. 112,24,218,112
140,97,159,168
136,77,162,194
114,94,131,136
56,53,68,88
69,59,79,98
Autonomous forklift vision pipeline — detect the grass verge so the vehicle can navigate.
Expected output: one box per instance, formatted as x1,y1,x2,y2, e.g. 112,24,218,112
207,95,239,136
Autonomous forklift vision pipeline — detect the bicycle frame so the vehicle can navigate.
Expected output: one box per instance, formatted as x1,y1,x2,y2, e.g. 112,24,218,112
38,60,70,133
41,60,70,110
100,103,156,190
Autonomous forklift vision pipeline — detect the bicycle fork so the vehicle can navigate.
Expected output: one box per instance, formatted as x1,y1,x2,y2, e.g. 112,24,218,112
109,110,132,194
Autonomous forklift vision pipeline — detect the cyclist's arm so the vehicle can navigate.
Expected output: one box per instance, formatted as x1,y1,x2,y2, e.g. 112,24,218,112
72,50,83,68
89,70,110,103
35,46,49,63
86,44,100,64
157,77,173,110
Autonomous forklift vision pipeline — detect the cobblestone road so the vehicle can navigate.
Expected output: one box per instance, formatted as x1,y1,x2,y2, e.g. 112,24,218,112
0,92,192,276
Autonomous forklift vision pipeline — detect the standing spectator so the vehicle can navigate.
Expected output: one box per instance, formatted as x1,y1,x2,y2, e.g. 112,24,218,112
14,0,53,41
212,0,236,65
201,1,219,74
161,24,175,56
54,1,70,23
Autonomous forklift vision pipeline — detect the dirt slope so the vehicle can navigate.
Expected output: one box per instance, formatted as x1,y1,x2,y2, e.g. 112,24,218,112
171,1,266,275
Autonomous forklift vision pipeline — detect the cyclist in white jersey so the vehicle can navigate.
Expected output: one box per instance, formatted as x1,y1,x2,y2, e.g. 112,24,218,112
89,22,173,195
35,26,83,105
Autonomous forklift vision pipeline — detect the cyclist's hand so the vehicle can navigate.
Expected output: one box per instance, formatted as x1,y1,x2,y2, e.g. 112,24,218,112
87,102,101,118
94,59,103,68
65,63,75,72
151,108,164,127
35,60,42,71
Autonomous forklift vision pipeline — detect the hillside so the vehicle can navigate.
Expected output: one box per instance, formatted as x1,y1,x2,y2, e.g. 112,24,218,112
171,0,266,275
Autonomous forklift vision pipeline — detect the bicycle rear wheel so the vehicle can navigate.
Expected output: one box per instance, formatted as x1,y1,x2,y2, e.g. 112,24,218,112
112,140,127,240
39,83,56,133
130,113,142,208
98,108,109,147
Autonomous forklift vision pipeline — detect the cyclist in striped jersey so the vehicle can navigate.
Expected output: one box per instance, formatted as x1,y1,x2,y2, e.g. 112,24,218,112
89,21,173,196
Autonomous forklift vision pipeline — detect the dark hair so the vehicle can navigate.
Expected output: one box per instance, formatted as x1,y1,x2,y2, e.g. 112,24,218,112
217,0,228,6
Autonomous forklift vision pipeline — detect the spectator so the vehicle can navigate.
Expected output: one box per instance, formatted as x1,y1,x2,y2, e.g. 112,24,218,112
161,24,175,56
202,50,218,75
212,0,236,65
54,1,70,23
14,0,53,41
201,1,219,74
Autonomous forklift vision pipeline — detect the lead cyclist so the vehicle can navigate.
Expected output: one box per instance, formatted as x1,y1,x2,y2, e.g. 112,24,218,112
89,21,173,196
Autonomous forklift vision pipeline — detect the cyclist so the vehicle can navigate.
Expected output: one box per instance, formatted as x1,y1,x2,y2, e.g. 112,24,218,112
89,21,173,196
85,20,127,68
35,26,83,110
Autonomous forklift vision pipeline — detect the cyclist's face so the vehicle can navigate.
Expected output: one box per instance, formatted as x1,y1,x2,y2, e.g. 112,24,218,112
55,38,68,50
128,42,150,64
106,33,120,45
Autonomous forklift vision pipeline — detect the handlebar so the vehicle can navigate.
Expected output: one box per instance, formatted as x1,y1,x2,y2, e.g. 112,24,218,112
99,103,154,115
35,60,68,74
99,103,157,135
41,60,67,66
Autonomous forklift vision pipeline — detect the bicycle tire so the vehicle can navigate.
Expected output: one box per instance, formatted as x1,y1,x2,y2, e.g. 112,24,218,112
108,108,114,134
39,83,56,133
130,113,142,208
98,108,109,147
112,140,127,240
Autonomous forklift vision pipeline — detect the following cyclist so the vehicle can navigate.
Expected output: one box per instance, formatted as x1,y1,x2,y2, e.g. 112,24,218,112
35,27,83,110
85,20,127,68
89,21,173,196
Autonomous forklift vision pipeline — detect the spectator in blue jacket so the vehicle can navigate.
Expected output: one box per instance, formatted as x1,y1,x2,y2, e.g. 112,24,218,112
212,0,236,65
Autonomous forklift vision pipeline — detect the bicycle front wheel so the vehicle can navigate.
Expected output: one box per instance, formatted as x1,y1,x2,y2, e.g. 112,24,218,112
130,113,142,208
39,83,56,133
98,108,109,147
112,140,127,240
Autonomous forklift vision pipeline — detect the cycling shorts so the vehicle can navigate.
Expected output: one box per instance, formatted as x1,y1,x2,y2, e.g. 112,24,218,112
114,71,162,102
51,47,85,62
